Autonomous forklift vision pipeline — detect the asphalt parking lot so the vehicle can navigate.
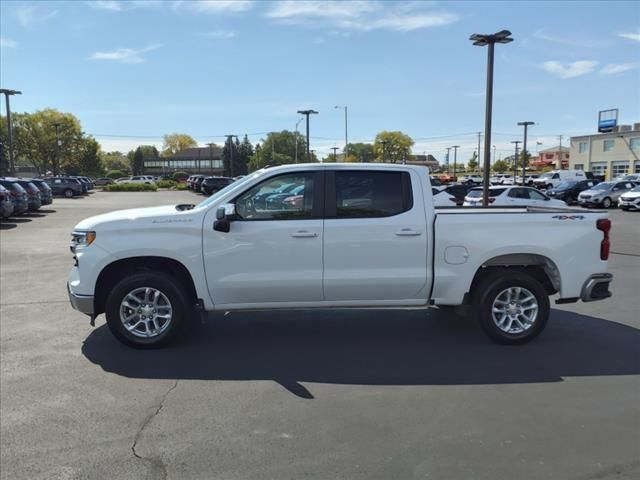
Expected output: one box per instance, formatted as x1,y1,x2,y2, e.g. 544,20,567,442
1,190,639,480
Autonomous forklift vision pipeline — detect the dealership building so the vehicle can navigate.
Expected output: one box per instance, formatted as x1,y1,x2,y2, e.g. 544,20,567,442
569,122,640,179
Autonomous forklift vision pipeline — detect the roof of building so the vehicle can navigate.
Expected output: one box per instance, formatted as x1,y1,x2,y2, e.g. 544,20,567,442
538,146,569,153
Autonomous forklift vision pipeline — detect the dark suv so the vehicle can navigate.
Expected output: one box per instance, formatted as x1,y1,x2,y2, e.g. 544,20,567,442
201,176,234,195
547,180,597,205
26,179,54,205
5,178,42,211
45,177,85,197
0,180,29,215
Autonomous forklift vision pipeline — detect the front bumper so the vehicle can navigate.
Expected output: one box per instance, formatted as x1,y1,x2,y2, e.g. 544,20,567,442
619,199,640,210
67,282,95,315
580,273,613,302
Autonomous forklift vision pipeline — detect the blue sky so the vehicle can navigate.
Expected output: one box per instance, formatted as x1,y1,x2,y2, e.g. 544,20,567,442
1,0,639,161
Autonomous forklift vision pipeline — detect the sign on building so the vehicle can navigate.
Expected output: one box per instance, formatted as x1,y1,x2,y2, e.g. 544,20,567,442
598,109,618,133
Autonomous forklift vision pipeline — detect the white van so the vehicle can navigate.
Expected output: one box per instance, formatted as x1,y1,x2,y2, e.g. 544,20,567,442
533,170,587,190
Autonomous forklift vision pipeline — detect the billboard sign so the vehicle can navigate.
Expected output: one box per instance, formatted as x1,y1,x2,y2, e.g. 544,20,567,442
598,109,618,133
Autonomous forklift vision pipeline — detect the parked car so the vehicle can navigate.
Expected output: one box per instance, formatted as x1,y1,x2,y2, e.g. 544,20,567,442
578,181,636,208
438,174,457,184
74,176,94,190
546,180,597,205
9,179,42,211
612,173,640,183
45,177,85,197
95,178,114,186
26,178,54,205
0,180,29,215
201,176,234,196
501,175,516,185
516,174,540,186
266,184,305,209
460,174,483,185
533,170,588,190
429,176,443,187
618,185,640,211
463,186,567,207
252,182,298,208
490,174,507,185
0,185,15,219
432,187,457,207
441,184,474,205
193,176,206,192
115,176,155,185
187,175,205,190
67,163,613,348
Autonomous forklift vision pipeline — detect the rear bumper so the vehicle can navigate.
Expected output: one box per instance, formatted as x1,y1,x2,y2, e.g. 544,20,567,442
67,282,95,315
580,273,613,302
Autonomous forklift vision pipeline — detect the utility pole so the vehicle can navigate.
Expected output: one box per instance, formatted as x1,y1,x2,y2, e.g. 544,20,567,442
445,147,451,174
452,145,460,177
224,134,238,177
380,140,390,162
1,88,22,176
331,146,339,162
511,140,521,180
53,123,61,176
477,132,482,172
206,142,215,172
558,135,563,169
297,109,318,162
518,121,534,184
294,116,303,163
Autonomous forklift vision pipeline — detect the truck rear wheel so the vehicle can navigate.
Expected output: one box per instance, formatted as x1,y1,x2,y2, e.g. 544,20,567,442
105,271,190,348
473,270,549,344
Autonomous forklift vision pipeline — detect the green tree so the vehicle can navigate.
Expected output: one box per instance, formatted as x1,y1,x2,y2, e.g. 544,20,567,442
467,152,478,172
74,137,104,177
247,131,311,171
345,142,374,162
132,147,144,175
237,135,253,176
161,133,197,157
1,109,84,174
492,160,509,173
102,151,129,172
373,131,414,163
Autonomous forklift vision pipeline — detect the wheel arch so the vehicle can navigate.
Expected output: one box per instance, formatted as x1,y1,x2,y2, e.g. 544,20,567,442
94,256,199,315
467,253,560,302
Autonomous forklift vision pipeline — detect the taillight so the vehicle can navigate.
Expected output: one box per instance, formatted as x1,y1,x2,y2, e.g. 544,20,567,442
10,190,19,197
596,218,611,260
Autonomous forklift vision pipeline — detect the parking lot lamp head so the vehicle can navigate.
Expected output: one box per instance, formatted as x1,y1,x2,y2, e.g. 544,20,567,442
469,30,513,207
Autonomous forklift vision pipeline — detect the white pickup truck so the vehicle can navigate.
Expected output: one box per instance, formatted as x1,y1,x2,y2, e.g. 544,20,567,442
68,164,613,348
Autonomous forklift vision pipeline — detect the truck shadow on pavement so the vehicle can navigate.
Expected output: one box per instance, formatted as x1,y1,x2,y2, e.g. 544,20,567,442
82,309,640,399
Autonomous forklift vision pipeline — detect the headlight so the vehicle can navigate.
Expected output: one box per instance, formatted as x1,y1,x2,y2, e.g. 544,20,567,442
71,231,96,252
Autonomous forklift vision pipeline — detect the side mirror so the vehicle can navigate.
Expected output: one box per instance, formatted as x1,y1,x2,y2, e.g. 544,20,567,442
214,203,236,233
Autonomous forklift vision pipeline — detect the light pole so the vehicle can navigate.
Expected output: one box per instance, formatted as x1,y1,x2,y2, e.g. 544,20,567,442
511,140,521,180
380,140,389,162
518,121,534,184
224,134,238,177
331,146,339,162
334,105,348,158
493,145,496,164
53,123,62,175
297,109,318,162
451,145,460,178
445,147,451,174
1,88,22,176
294,116,303,163
207,142,215,172
470,29,513,206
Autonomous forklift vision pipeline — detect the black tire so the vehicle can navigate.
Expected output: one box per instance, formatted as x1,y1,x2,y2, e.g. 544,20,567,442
472,270,550,345
64,189,73,198
105,271,191,349
602,197,612,208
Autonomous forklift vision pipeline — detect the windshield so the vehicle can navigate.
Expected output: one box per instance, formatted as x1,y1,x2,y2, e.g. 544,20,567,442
556,181,577,190
467,188,506,198
592,182,613,190
631,186,640,192
195,170,266,209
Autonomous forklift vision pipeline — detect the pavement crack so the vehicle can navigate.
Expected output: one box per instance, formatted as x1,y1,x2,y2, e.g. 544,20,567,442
131,379,178,479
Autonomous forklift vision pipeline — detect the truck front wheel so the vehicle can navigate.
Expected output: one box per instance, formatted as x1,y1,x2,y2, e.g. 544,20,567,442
105,271,190,348
473,270,549,344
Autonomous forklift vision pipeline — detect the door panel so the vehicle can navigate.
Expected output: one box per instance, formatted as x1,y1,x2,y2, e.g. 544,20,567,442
323,170,428,301
203,171,324,306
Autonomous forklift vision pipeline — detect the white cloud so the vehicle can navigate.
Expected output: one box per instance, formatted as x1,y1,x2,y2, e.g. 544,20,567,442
540,60,599,79
265,1,458,32
600,62,639,75
198,29,237,39
89,44,162,64
87,1,124,11
617,31,640,42
0,37,18,48
15,5,58,29
172,0,254,14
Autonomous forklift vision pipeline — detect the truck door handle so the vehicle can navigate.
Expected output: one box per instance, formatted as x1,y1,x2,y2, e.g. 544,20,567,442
395,228,421,236
291,230,318,238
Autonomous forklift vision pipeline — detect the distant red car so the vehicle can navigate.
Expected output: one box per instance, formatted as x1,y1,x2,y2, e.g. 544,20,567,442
439,174,457,184
282,195,303,209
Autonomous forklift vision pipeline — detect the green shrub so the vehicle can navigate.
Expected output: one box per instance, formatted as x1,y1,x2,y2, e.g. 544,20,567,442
106,169,126,179
172,171,189,181
104,183,158,192
176,183,188,190
156,179,177,188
